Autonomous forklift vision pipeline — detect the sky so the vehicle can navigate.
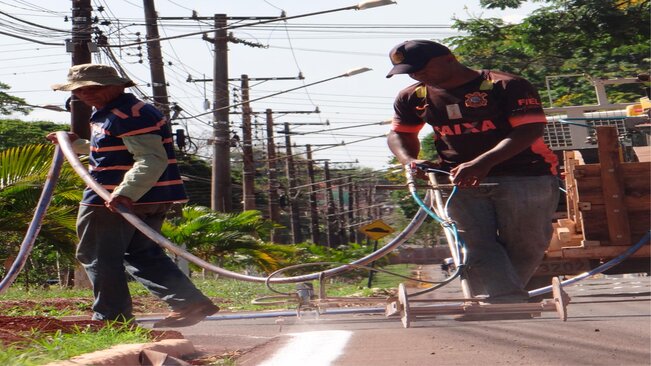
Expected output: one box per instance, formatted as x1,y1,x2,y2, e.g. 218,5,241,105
1,0,539,170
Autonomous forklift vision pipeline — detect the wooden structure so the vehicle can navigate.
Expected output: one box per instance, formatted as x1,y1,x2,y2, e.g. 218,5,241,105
547,126,650,262
386,278,569,328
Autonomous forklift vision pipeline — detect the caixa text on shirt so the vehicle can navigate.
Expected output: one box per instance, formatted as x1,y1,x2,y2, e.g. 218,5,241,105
433,120,496,136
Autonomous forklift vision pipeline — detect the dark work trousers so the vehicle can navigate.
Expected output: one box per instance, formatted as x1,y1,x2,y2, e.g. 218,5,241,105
76,203,210,321
447,175,560,302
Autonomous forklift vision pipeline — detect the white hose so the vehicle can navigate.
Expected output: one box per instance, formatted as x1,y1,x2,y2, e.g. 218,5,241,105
55,131,428,284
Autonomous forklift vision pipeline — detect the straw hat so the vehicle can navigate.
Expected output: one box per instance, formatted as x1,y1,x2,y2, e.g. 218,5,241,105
52,64,135,91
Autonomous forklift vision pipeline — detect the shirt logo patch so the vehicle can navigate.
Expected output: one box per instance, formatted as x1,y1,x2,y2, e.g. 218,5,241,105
464,92,488,108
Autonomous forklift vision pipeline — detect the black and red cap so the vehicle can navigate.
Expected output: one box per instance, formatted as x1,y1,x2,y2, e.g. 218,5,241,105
386,40,452,78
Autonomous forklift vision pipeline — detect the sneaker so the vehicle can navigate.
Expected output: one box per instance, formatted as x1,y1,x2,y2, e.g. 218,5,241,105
153,302,219,328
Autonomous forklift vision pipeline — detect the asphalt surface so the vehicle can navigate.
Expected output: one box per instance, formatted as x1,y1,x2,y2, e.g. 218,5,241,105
143,270,651,366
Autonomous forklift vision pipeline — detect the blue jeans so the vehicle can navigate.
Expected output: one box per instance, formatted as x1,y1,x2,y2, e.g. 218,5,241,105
447,175,559,301
76,204,210,321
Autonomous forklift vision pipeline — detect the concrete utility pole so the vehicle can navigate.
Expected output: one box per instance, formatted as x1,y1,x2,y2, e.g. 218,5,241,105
283,122,304,244
143,0,171,122
235,74,305,212
337,179,348,244
240,75,256,211
69,0,93,290
70,0,93,139
206,14,232,212
347,177,357,243
265,109,281,242
305,145,320,244
323,161,339,247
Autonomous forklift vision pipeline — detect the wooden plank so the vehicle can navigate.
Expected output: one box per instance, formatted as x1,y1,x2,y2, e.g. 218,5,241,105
563,151,581,227
576,171,651,195
561,244,650,259
632,146,651,162
575,173,650,192
596,126,631,245
576,194,650,211
574,162,650,178
580,206,649,243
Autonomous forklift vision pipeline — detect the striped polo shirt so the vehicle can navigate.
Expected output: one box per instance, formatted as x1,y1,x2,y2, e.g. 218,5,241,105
392,70,558,176
82,93,188,206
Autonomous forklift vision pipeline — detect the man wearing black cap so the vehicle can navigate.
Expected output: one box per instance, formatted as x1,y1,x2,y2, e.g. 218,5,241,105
387,40,560,304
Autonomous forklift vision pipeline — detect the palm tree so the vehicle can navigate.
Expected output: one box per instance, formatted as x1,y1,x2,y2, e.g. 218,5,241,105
0,144,82,283
161,206,295,275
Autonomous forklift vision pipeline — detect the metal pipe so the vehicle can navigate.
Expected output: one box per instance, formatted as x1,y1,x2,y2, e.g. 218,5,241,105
136,306,386,323
0,147,64,294
55,131,428,283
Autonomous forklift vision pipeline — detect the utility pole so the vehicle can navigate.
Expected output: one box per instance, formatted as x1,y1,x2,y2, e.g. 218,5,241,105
337,178,348,244
232,74,304,211
69,0,94,291
205,14,232,212
265,109,281,242
283,122,303,244
305,145,320,244
347,177,356,243
143,0,171,122
70,0,93,139
240,74,256,211
323,161,338,247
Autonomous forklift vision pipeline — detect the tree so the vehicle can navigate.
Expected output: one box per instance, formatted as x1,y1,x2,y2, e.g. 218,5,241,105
0,82,32,116
446,0,650,106
0,119,68,151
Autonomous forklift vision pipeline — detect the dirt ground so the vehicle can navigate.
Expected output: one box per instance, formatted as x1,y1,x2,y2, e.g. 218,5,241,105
0,296,220,365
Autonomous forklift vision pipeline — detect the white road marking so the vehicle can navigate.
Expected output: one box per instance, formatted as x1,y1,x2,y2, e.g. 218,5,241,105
257,330,352,366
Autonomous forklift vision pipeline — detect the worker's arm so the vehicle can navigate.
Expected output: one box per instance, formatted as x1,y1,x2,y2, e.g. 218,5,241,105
105,134,168,212
45,131,90,155
387,130,421,165
388,130,439,180
450,123,545,186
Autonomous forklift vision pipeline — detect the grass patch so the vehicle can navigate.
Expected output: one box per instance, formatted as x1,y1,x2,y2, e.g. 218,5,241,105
0,323,151,366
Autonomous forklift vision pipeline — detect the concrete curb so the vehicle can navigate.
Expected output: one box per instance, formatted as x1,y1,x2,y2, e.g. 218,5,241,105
44,339,196,366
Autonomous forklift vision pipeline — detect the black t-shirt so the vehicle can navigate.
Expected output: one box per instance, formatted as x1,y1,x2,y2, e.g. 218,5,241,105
391,70,558,176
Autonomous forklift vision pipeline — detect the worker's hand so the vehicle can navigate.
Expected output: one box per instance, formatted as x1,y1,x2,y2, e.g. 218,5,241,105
105,194,134,213
450,161,491,187
406,160,441,181
46,132,79,145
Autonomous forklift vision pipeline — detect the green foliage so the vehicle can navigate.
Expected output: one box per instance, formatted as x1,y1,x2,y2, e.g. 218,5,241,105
0,119,67,151
446,0,650,106
290,242,378,266
0,144,82,286
162,206,292,273
0,83,32,116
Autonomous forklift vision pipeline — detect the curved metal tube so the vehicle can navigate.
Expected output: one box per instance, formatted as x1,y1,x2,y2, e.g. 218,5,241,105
56,132,428,283
0,146,64,294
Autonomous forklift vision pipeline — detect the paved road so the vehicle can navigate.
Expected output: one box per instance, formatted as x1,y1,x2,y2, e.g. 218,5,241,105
144,272,650,366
